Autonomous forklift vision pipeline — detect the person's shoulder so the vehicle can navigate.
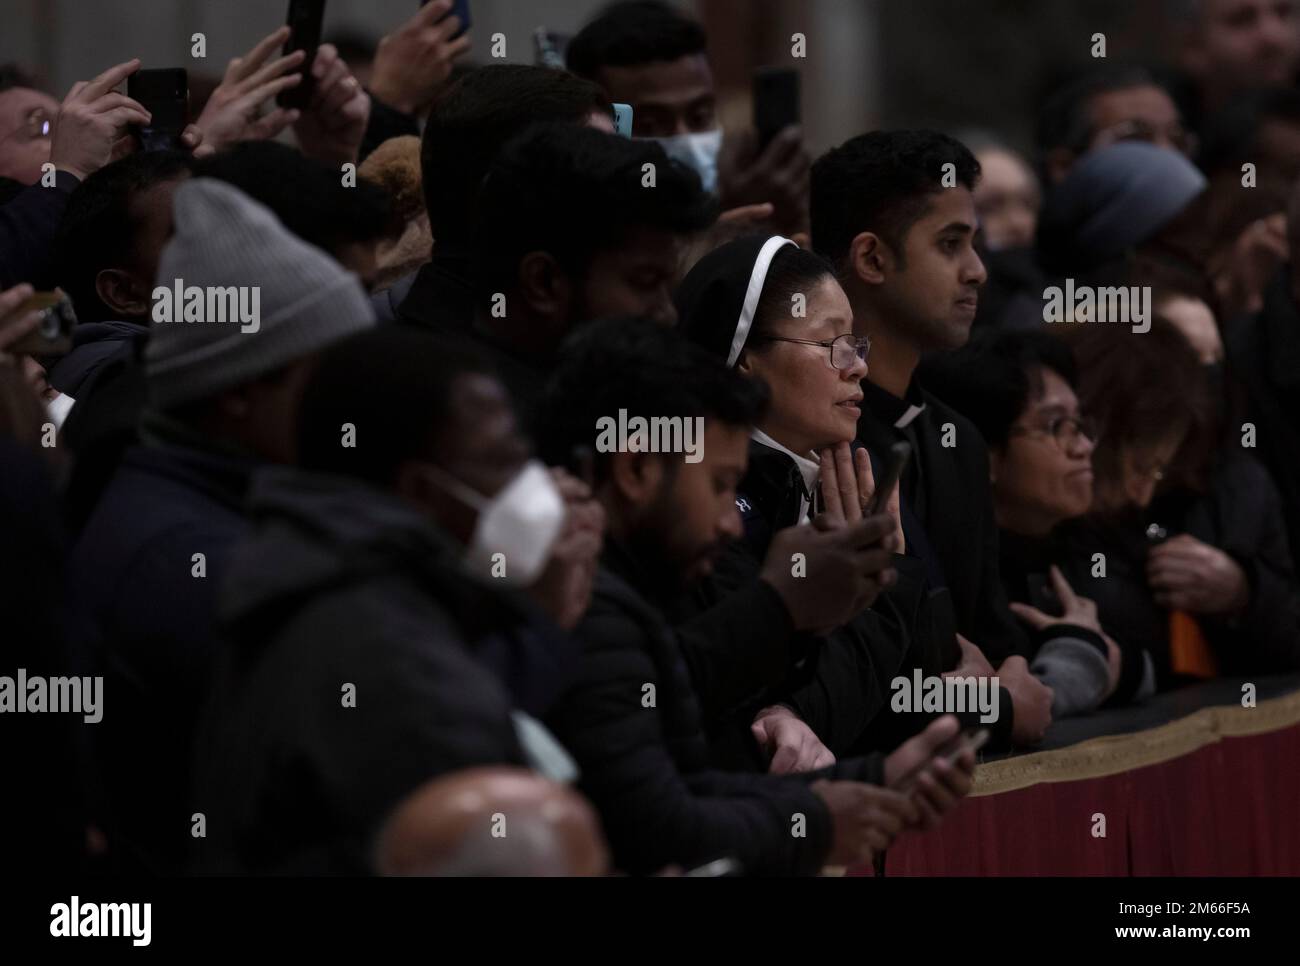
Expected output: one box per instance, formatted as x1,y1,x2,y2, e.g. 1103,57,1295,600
918,387,990,469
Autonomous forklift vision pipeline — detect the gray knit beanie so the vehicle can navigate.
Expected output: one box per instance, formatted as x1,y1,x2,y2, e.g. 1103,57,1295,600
145,177,375,408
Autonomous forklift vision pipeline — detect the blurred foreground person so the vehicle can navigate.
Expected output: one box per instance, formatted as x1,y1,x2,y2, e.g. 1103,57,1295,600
194,327,601,874
375,767,608,876
68,179,374,874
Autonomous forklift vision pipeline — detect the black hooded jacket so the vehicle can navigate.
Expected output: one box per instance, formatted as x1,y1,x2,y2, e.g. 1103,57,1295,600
191,468,572,874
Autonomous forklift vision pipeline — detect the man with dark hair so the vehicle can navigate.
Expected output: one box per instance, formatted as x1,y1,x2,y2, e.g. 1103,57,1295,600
811,129,1055,747
464,123,714,414
535,317,973,874
395,64,612,326
194,140,397,290
49,151,195,398
1036,64,1190,185
194,325,599,874
566,0,810,237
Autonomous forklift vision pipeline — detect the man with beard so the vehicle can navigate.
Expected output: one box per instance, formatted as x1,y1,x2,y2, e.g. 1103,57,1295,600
536,318,975,875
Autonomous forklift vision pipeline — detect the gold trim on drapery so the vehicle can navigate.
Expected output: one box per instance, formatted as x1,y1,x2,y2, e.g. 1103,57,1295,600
970,688,1300,797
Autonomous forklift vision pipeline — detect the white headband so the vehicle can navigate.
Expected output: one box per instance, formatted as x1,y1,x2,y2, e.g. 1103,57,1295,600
726,235,797,368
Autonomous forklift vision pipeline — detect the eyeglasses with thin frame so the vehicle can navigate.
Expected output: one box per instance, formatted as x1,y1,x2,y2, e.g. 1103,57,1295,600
1007,414,1099,451
753,333,871,370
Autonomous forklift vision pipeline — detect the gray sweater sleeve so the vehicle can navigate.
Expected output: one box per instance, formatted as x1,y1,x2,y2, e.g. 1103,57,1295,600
1031,634,1112,718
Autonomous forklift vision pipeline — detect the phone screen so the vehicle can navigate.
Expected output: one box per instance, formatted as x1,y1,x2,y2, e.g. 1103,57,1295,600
127,69,188,152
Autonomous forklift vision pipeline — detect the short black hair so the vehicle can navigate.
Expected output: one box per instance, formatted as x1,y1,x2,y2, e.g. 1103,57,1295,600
473,123,715,299
537,317,769,481
566,1,708,80
918,329,1078,450
194,141,396,254
811,130,980,268
297,327,497,488
53,150,195,324
421,65,610,242
1036,65,1164,163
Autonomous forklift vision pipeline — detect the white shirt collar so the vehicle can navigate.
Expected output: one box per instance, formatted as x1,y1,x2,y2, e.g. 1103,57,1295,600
751,427,821,497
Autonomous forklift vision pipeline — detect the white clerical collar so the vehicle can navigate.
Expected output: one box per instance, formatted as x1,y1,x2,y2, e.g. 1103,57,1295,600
751,427,820,495
894,402,926,429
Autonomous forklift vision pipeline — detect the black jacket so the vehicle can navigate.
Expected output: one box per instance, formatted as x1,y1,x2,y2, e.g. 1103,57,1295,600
0,440,88,875
46,320,147,399
1224,270,1300,560
858,377,1033,664
66,424,257,874
395,249,551,426
856,378,1022,745
680,438,930,763
546,538,884,876
192,468,556,875
0,170,79,289
1060,453,1300,689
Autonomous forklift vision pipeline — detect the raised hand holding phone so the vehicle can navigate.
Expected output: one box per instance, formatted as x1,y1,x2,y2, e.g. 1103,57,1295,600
194,26,305,151
372,0,474,116
292,43,371,166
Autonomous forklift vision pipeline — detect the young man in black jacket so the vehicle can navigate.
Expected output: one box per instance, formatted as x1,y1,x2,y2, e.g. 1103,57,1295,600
811,130,1055,747
537,318,975,875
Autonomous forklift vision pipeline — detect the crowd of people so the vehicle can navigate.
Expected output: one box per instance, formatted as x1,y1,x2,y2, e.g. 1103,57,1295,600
1,0,1298,877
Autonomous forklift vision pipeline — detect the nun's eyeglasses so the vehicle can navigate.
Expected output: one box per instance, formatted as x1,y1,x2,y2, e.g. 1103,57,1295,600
755,333,870,370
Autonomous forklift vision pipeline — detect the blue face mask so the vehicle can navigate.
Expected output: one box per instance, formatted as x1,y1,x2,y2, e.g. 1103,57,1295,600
650,129,723,195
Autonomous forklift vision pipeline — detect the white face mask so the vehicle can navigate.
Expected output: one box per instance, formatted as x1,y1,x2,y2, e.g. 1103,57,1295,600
427,460,565,586
651,128,723,195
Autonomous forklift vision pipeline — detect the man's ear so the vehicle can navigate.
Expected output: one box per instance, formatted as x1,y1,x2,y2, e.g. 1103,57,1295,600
608,448,665,507
848,230,891,286
517,250,571,323
96,268,152,319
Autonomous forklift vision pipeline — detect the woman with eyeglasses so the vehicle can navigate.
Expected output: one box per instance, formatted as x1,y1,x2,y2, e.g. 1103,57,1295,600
923,329,1156,716
673,236,943,771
